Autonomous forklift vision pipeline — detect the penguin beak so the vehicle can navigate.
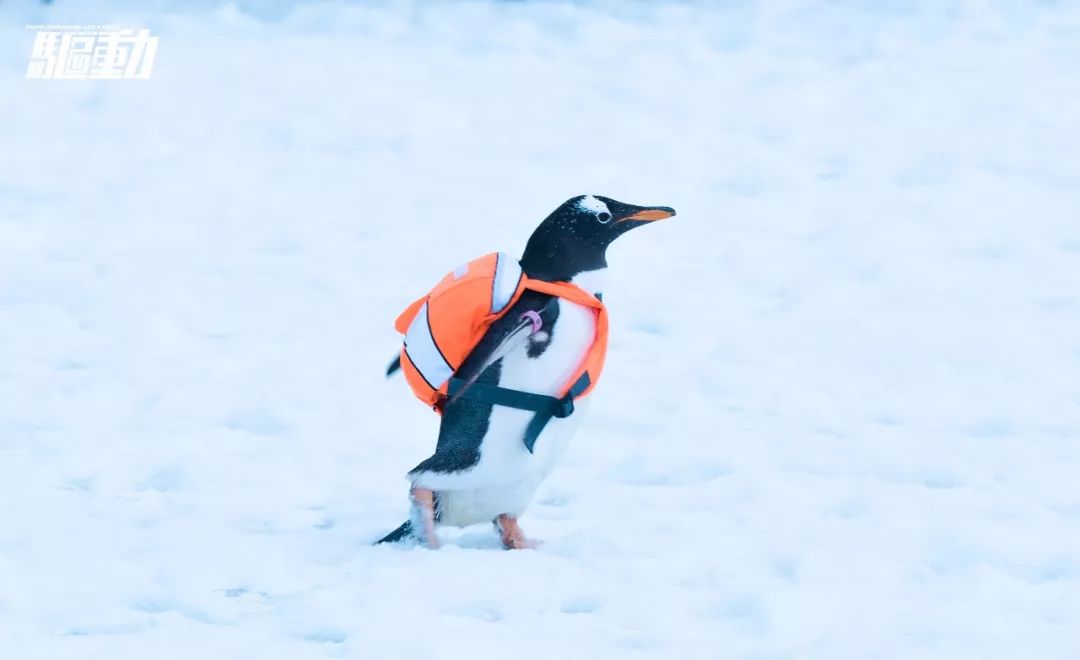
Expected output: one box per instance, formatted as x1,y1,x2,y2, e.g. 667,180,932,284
618,206,676,223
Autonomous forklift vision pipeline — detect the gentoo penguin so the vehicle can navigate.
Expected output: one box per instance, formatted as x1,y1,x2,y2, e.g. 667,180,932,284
378,195,675,549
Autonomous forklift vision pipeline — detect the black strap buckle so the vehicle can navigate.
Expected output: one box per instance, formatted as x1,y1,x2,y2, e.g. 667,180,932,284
554,396,575,418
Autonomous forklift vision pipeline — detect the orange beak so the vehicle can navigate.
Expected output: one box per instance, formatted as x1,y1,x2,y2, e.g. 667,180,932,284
620,206,676,222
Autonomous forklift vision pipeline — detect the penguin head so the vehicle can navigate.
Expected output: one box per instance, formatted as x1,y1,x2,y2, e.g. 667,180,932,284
520,195,676,281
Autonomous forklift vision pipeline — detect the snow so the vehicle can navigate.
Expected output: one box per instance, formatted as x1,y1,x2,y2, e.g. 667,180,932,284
2,0,1079,657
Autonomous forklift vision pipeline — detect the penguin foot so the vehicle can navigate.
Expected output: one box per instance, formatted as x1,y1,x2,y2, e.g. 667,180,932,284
494,514,541,550
410,486,440,549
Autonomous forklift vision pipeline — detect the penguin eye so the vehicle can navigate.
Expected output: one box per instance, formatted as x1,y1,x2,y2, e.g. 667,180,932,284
596,212,612,224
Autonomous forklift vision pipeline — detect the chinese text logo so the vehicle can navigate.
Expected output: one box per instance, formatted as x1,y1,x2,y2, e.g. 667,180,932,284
26,26,159,80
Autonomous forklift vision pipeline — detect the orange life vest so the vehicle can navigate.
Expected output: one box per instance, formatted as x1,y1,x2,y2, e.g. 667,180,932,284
394,252,608,413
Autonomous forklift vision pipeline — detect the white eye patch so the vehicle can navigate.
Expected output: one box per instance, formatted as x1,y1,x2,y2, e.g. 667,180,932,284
576,195,610,216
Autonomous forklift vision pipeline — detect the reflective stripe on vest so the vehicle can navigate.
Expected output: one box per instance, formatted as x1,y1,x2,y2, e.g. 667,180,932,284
402,301,453,390
491,252,522,314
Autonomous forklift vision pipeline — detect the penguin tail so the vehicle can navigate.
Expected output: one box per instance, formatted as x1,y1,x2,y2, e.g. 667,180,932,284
385,354,402,378
375,520,413,545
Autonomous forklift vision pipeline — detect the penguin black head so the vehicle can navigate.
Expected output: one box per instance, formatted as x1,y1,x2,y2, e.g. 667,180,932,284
520,195,676,281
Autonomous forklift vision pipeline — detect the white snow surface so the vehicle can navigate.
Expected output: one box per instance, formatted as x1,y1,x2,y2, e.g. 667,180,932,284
2,1,1080,658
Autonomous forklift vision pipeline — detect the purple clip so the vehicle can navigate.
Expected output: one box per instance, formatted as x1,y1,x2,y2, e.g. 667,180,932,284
521,310,543,335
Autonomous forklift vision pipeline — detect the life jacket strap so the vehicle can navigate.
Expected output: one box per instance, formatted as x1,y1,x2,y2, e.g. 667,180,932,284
446,372,592,454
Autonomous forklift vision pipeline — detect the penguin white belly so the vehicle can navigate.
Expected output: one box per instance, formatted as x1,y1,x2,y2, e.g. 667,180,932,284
428,299,596,527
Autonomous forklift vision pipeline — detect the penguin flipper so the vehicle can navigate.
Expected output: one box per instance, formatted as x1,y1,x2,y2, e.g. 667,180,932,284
446,318,534,404
375,520,413,544
385,354,402,377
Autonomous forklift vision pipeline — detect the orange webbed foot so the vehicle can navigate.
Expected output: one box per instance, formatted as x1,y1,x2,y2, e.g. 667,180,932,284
410,486,440,549
494,514,542,550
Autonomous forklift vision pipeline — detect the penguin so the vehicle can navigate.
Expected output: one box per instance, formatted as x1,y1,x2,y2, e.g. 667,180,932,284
378,195,675,549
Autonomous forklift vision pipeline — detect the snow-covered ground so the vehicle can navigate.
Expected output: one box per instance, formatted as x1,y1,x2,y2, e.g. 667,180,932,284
2,1,1079,657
